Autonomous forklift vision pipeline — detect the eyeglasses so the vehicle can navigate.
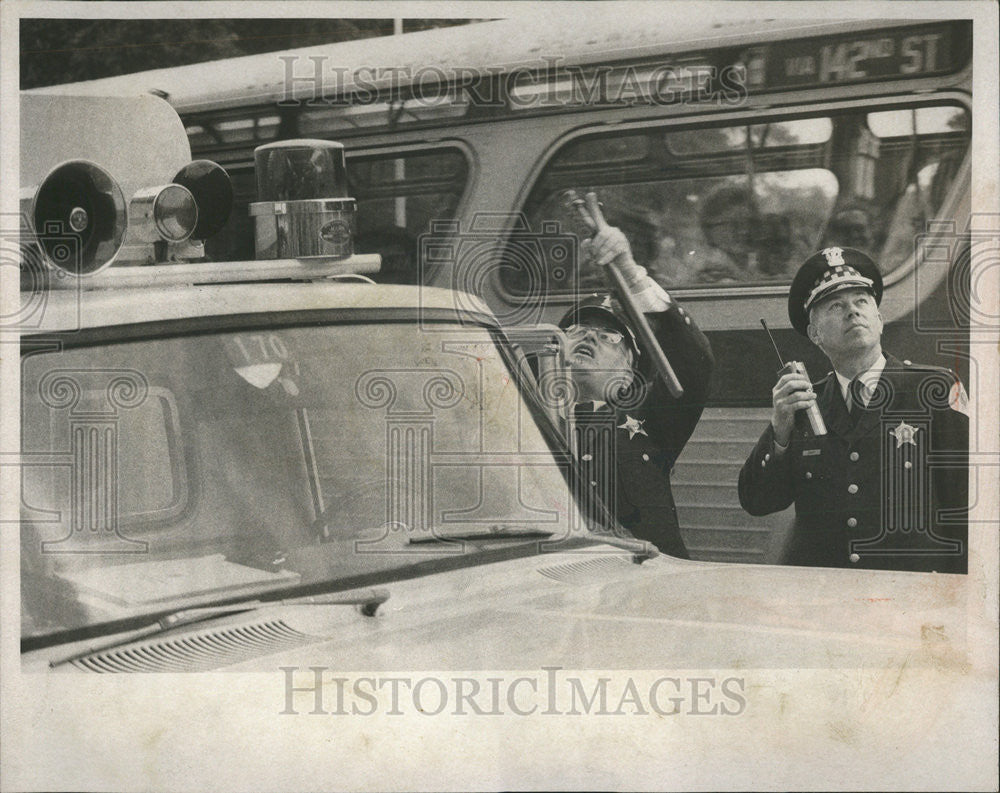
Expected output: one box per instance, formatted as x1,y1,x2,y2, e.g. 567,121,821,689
564,325,625,345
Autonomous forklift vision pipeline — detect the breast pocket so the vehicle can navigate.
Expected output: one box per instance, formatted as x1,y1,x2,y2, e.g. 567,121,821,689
791,443,837,506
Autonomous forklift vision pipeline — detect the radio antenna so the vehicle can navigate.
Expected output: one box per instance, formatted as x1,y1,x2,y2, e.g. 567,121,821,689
760,319,785,367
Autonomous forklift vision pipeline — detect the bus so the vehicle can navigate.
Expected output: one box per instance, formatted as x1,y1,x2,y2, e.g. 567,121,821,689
39,12,974,566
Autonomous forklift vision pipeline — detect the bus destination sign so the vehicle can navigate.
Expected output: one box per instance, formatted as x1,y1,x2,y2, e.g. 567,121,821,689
745,22,971,92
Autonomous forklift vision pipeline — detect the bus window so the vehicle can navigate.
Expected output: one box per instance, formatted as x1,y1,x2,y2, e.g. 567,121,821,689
667,117,833,155
865,106,970,276
526,170,836,292
514,103,969,295
297,93,469,135
549,135,649,167
349,148,469,284
185,113,284,152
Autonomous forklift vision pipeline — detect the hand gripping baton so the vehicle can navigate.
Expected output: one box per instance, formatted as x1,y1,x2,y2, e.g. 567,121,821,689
565,190,684,398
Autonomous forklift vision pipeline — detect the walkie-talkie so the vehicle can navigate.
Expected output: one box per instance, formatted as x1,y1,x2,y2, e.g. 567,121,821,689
760,319,827,436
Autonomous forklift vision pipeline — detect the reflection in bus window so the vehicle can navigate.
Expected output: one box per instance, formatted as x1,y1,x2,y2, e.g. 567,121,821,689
522,170,836,292
516,103,969,294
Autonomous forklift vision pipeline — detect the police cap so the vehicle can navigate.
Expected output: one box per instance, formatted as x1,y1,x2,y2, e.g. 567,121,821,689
558,294,640,359
788,246,883,335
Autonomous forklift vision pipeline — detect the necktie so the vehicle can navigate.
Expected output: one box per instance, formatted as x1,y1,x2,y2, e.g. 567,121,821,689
848,378,866,427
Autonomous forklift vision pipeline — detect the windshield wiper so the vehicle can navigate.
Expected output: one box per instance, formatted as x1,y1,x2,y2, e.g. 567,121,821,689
407,525,555,544
48,587,389,669
584,532,659,563
407,525,657,562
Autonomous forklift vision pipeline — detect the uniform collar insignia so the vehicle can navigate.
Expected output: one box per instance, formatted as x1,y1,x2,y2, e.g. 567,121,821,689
617,414,647,439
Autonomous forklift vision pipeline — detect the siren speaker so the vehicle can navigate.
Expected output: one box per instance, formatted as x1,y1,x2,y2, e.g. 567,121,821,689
21,160,127,276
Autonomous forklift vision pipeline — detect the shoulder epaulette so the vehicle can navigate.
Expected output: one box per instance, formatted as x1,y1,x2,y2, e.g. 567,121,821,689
898,359,957,377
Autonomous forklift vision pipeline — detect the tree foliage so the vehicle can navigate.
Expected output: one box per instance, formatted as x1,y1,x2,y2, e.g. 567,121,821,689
20,19,472,88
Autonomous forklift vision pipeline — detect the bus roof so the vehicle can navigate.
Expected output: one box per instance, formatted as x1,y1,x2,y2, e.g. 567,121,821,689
30,12,911,114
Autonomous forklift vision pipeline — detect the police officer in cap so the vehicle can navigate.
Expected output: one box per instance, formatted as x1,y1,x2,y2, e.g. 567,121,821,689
559,225,714,558
738,246,969,573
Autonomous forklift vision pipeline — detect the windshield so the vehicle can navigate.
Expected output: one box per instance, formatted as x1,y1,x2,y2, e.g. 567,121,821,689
21,320,585,639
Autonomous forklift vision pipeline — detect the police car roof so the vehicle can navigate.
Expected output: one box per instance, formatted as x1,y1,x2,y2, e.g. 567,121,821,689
29,13,898,113
25,282,495,333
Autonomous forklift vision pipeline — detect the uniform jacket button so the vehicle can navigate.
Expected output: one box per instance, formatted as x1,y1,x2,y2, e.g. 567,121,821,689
848,484,859,494
581,453,593,461
642,453,650,462
849,553,860,563
849,451,859,462
805,471,812,480
847,517,858,528
904,461,913,470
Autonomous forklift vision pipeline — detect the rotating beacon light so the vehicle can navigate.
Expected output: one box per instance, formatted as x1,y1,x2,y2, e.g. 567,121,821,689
249,139,357,260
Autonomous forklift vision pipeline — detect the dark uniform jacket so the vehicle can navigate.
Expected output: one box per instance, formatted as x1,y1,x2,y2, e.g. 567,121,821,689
738,353,968,573
573,297,713,558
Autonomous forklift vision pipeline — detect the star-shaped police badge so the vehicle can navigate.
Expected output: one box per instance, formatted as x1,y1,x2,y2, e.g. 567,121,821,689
889,420,919,448
617,415,648,439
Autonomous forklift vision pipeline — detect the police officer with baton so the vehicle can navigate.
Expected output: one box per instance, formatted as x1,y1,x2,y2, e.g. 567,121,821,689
558,194,714,558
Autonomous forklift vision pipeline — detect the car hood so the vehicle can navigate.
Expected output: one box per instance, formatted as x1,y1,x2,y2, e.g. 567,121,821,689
31,549,966,673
